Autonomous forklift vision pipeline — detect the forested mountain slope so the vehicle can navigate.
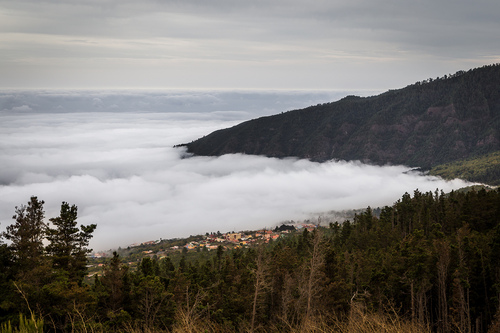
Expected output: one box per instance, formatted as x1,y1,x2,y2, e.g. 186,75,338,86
184,64,500,176
3,189,500,332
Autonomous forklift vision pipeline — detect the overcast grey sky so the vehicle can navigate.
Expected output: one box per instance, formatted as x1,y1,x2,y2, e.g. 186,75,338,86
1,0,499,90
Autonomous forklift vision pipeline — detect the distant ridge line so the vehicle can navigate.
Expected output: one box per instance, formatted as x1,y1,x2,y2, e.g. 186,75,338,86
182,64,500,181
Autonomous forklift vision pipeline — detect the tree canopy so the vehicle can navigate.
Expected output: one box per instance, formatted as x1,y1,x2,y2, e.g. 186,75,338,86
1,189,500,332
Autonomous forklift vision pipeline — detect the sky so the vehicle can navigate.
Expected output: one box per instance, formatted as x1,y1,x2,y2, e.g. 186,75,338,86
1,0,499,90
0,91,471,251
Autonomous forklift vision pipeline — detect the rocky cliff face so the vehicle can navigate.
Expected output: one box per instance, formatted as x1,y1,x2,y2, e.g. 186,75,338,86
183,64,500,169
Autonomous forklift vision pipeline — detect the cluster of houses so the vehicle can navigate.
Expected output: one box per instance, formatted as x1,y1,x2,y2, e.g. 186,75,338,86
139,223,318,255
86,224,318,278
90,223,318,259
144,230,285,257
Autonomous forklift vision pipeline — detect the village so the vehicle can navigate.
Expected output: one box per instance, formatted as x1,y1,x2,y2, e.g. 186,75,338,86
87,223,318,277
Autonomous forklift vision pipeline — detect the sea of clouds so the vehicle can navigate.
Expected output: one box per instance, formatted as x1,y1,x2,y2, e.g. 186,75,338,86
0,90,470,251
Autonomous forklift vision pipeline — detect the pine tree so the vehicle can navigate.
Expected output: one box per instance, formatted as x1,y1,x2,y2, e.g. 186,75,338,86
101,251,129,314
45,202,96,284
3,196,46,273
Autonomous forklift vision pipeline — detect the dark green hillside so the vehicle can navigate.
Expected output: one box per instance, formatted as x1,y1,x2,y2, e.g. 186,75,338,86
184,64,500,181
430,151,500,185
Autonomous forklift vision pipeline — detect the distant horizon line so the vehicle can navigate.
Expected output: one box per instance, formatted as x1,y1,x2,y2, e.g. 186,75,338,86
0,87,385,94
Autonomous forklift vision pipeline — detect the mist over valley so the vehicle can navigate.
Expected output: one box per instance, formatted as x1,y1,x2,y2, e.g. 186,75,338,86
0,90,471,251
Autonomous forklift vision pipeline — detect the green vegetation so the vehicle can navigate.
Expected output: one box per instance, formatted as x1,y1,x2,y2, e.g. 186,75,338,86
0,313,43,333
1,189,500,332
184,64,500,184
0,197,96,333
430,151,500,185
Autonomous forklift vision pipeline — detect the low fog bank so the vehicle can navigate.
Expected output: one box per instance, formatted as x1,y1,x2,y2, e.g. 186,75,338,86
0,91,469,251
0,89,380,116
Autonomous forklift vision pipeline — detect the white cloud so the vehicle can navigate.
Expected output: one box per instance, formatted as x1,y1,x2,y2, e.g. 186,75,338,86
0,91,470,251
2,104,33,112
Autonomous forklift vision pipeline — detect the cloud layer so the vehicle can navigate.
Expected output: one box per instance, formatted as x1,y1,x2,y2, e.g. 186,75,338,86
0,91,470,251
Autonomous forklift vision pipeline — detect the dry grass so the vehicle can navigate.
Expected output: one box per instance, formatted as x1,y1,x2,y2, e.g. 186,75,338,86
119,311,430,333
340,307,430,333
43,305,431,333
205,308,427,333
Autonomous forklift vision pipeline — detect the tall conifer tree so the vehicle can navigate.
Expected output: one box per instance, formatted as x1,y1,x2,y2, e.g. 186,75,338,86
3,196,46,272
45,202,96,284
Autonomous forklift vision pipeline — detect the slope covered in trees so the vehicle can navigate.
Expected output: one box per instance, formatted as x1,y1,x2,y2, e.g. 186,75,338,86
0,197,96,332
431,151,500,186
1,189,500,332
183,64,500,184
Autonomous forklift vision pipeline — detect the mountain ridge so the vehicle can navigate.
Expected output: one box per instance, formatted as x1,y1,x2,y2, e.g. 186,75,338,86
182,64,500,180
